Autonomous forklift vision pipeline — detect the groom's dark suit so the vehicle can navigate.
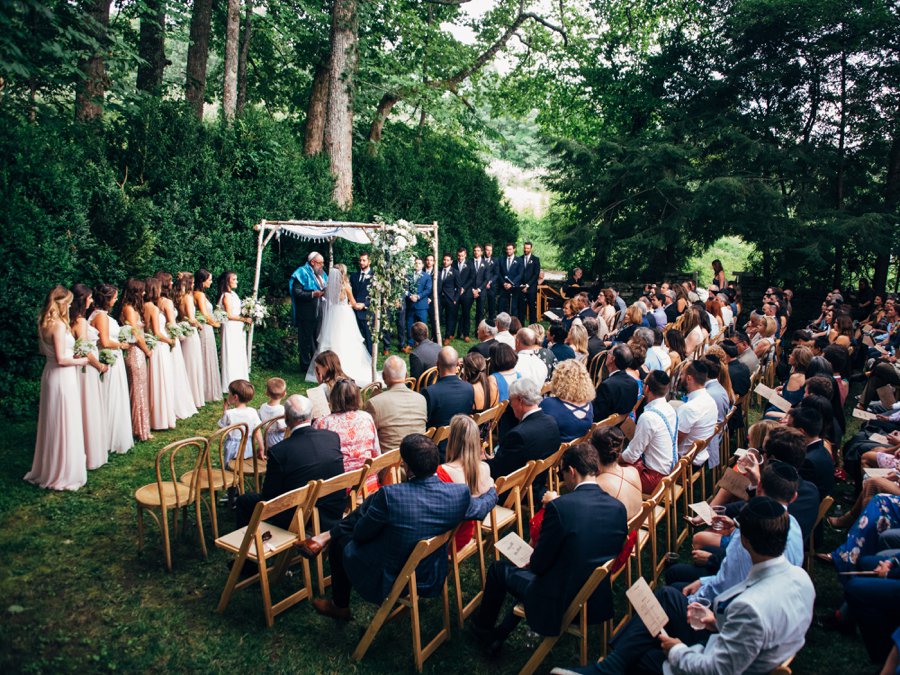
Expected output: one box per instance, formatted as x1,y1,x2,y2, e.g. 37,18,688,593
349,268,373,352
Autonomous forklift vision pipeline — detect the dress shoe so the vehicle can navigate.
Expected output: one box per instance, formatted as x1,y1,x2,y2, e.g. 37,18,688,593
463,337,470,343
819,609,855,635
294,537,324,559
443,338,451,346
401,345,412,354
382,349,390,357
312,598,352,621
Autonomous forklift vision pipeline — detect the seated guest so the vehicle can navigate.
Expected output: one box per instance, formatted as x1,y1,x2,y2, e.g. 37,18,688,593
423,346,475,459
786,405,834,500
364,356,427,453
437,415,493,550
821,343,850,406
666,328,687,370
473,443,627,654
551,497,814,675
548,323,576,363
408,321,441,382
700,355,730,469
830,431,900,529
527,323,557,376
540,359,595,442
576,292,598,321
297,434,498,621
515,327,549,386
584,317,607,362
593,343,639,423
650,293,669,329
614,304,644,344
468,320,498,358
235,394,345,531
764,346,811,418
313,350,350,396
508,315,522,336
561,299,577,332
721,339,750,396
567,323,590,364
461,351,500,412
313,378,380,475
593,426,642,519
620,370,678,494
489,342,520,403
644,327,672,373
488,378,561,500
734,330,760,372
676,360,718,466
494,312,515,348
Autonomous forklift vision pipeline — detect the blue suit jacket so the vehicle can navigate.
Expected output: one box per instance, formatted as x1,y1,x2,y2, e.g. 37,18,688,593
406,271,433,312
499,256,522,288
349,270,372,319
344,476,498,604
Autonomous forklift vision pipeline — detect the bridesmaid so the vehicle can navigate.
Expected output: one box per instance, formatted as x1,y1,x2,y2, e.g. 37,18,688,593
176,272,205,409
70,284,109,470
193,269,221,403
90,283,134,455
156,272,197,420
120,279,152,441
144,277,176,431
218,270,251,393
25,286,89,491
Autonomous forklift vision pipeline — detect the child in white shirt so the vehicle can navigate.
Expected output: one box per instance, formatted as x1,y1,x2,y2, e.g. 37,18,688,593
219,379,262,466
258,376,287,454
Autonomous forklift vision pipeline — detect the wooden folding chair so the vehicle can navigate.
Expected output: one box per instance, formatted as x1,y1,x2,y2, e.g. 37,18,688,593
215,481,319,627
619,395,645,441
241,415,284,493
805,496,835,573
524,443,568,520
448,521,487,628
135,436,211,572
771,655,795,674
310,467,370,595
416,366,439,391
472,401,507,456
352,530,454,672
481,462,534,561
179,423,248,538
540,381,553,396
361,449,402,499
605,501,653,639
512,559,616,674
589,350,609,387
360,382,383,404
403,376,418,389
430,424,451,446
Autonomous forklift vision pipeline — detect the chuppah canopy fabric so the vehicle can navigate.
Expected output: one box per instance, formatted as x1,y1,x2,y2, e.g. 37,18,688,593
248,219,441,378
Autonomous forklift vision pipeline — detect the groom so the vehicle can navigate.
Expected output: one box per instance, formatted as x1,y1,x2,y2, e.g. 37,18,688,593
349,252,373,353
290,252,327,372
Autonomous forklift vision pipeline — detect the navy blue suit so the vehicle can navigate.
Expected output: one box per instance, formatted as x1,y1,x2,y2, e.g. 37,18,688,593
475,483,628,637
593,369,640,422
405,271,433,345
800,439,835,501
437,266,460,338
453,260,476,338
498,255,522,316
517,253,541,324
473,256,496,326
488,409,560,500
350,269,373,352
329,475,498,607
423,375,475,459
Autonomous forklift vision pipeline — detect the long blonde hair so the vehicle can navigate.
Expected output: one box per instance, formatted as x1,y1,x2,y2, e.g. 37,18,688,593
566,323,589,355
444,415,482,492
39,285,73,331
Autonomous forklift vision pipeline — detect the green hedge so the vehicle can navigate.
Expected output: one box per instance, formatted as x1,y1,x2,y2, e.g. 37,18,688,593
0,103,517,416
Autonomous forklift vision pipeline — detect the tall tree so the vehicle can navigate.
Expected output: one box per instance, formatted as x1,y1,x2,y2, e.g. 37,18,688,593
75,0,111,121
136,0,167,93
236,4,253,116
325,0,358,208
185,0,214,118
222,0,240,122
304,57,330,156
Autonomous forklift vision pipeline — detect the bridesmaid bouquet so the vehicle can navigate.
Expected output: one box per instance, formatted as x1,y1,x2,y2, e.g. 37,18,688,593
73,337,93,373
212,308,228,324
118,326,136,344
177,320,196,337
144,334,158,351
240,296,269,331
98,349,118,381
195,313,207,325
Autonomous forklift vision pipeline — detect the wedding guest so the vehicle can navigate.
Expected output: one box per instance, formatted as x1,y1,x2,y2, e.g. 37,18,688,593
218,270,251,394
219,379,263,466
423,347,475,459
540,359,594,443
468,320,498,358
258,377,287,451
437,415,493,550
120,279,152,440
144,277,176,431
70,283,109,470
25,286,89,491
515,327,549,386
584,318,608,362
312,350,349,397
462,352,500,412
620,370,678,493
567,323,590,364
666,328,687,370
175,272,205,409
489,342,521,403
593,344,639,423
528,323,558,376
193,269,222,404
156,272,197,420
676,360,718,466
314,378,381,477
409,322,440,382
494,312,515,348
645,327,672,373
365,356,427,453
593,426,642,519
89,283,134,455
290,252,327,372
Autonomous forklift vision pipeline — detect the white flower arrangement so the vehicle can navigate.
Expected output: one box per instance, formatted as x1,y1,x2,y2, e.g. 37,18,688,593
212,308,228,325
73,337,94,373
240,296,269,331
177,320,195,337
118,326,136,344
144,333,158,351
98,349,118,381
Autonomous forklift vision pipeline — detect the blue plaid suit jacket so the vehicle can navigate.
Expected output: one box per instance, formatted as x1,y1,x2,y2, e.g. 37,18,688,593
344,475,498,604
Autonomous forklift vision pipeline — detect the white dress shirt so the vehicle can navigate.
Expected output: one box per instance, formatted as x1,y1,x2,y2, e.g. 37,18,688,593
645,345,672,373
704,379,730,468
677,388,718,465
621,397,678,475
721,304,733,328
495,330,515,348
665,556,815,675
515,350,549,386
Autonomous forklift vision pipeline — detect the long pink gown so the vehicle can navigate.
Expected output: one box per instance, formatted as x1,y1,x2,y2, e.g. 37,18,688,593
25,332,87,491
181,299,206,409
171,330,198,420
91,310,134,454
199,294,221,403
149,310,176,431
78,320,108,470
124,316,151,441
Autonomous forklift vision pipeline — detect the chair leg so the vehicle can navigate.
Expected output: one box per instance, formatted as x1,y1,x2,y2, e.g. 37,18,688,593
207,488,220,539
194,498,208,559
579,608,588,665
518,635,562,675
452,562,465,629
352,590,400,662
258,556,275,627
160,506,173,573
409,584,424,672
217,552,245,613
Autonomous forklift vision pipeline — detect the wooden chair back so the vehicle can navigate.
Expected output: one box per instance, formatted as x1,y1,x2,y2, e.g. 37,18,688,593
361,449,402,498
157,436,210,509
805,496,835,573
589,350,608,386
525,443,569,518
416,366,439,392
403,377,418,389
360,382,383,404
430,424,451,446
244,415,284,492
209,422,250,492
472,401,507,455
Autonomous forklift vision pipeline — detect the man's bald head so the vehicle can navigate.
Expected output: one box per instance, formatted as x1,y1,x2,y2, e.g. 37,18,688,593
438,346,459,375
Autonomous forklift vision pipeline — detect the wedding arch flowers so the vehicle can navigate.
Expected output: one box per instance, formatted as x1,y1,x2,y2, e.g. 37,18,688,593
367,217,431,325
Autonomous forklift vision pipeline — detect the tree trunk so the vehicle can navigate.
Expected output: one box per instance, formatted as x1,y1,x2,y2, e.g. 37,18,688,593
75,0,110,121
136,0,166,93
368,93,399,145
222,0,241,123
325,0,358,209
304,58,330,156
185,0,214,119
236,4,253,116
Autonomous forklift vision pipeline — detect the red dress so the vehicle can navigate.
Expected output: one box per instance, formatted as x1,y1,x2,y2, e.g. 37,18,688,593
437,465,476,550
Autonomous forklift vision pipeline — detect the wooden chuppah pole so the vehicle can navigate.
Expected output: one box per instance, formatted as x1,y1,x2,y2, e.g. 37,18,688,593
248,221,267,370
432,221,441,345
369,226,381,382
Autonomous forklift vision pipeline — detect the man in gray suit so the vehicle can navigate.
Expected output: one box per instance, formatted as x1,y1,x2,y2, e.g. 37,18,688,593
364,356,427,453
409,321,441,382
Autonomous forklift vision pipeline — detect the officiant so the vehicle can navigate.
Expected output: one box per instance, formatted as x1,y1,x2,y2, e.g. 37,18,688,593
290,252,327,372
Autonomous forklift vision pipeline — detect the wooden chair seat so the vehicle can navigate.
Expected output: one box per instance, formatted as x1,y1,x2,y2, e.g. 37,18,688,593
216,523,297,558
230,457,267,475
482,505,516,530
135,481,192,508
180,468,235,491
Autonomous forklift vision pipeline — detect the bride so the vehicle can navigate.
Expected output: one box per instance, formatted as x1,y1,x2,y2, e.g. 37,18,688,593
306,264,373,386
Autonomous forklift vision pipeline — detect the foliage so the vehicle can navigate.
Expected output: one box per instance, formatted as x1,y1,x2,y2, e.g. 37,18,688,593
367,217,429,330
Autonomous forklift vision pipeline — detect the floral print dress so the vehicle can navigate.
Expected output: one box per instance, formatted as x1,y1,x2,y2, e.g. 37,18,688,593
833,493,900,574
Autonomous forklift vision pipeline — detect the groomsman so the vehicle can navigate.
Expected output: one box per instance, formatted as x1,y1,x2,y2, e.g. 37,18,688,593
518,241,541,325
424,254,437,339
438,253,459,345
498,242,521,317
404,257,432,351
473,244,494,328
349,252,373,352
453,247,475,343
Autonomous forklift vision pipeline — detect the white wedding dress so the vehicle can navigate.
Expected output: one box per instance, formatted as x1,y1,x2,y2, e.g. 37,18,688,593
306,269,373,386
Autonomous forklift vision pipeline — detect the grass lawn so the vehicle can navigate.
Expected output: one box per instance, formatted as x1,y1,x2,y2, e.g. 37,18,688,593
0,338,875,673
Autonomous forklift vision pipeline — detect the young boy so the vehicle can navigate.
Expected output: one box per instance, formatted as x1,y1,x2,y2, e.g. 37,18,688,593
258,376,288,454
219,379,262,466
